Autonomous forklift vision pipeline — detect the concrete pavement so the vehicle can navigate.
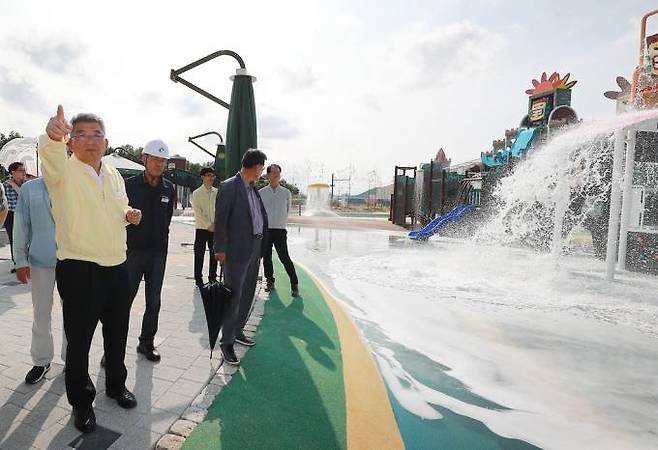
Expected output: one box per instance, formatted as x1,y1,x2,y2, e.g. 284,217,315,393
0,220,264,450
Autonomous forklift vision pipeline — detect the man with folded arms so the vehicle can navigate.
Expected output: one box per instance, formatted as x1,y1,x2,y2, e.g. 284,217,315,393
41,105,142,433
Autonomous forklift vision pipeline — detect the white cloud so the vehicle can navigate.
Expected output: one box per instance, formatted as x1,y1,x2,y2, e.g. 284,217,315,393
12,36,86,76
280,66,318,92
0,68,48,114
259,114,300,139
363,93,382,112
400,20,508,89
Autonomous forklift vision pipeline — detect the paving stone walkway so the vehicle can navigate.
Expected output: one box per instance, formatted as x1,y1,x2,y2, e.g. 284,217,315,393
0,220,262,450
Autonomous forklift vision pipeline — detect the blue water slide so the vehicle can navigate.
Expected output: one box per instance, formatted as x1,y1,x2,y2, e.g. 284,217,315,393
510,127,538,157
481,127,539,167
408,204,476,240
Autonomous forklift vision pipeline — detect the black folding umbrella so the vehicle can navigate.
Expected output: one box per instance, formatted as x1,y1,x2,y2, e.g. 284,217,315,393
199,269,233,358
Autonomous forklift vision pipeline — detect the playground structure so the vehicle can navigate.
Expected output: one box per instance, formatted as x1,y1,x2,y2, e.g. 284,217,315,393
604,10,658,277
398,9,658,265
394,70,580,240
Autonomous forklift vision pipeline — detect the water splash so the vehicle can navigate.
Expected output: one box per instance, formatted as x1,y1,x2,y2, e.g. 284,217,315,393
477,109,658,253
304,183,338,217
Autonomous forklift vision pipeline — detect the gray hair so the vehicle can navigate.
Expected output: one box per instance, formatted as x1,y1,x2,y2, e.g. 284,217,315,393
70,113,106,135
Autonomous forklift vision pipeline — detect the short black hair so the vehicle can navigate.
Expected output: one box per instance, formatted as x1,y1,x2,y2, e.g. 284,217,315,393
242,148,267,168
267,164,282,174
199,167,215,176
8,162,24,173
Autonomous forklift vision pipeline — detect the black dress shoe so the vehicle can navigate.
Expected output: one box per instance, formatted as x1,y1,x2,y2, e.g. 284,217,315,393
235,333,256,347
106,387,137,409
220,344,240,366
136,344,161,362
195,279,204,288
72,406,96,433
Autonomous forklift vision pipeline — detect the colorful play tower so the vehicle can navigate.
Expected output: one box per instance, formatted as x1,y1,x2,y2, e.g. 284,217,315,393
480,71,578,169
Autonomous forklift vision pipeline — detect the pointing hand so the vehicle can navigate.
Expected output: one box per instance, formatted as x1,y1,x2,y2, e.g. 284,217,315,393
46,105,73,142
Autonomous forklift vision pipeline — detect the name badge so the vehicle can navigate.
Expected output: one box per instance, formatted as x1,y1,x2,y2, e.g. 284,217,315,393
161,196,170,203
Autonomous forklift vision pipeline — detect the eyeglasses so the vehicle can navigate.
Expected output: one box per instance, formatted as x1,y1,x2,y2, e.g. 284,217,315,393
71,133,105,141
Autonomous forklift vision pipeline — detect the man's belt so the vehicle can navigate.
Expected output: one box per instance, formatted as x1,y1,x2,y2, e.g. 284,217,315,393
254,233,263,239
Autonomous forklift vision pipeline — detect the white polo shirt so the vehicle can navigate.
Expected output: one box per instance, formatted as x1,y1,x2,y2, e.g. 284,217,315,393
259,184,291,230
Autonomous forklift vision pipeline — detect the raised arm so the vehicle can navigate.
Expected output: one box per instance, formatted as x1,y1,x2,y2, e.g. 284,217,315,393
40,105,73,188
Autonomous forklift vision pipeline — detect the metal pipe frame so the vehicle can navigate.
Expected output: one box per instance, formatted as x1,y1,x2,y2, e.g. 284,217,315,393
617,129,638,270
605,130,626,281
188,131,224,158
170,50,246,110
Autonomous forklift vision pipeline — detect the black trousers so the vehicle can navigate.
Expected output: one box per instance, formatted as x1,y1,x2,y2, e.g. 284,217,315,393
263,229,298,286
56,259,131,409
127,250,167,346
4,210,14,263
221,237,261,346
194,229,217,283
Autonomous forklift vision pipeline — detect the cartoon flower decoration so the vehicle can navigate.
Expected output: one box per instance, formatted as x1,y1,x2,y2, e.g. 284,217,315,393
526,72,578,95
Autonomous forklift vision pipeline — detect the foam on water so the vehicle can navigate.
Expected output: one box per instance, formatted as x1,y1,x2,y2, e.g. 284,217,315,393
288,110,658,448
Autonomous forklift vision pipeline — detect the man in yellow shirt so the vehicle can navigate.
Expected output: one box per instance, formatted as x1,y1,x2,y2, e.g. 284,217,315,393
42,105,142,433
191,167,218,288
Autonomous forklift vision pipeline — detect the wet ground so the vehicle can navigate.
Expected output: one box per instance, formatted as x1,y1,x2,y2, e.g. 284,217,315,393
285,223,658,450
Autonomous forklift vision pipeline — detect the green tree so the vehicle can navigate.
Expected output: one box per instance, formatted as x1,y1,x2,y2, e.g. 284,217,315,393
186,161,214,176
106,145,144,163
255,176,300,194
0,131,23,149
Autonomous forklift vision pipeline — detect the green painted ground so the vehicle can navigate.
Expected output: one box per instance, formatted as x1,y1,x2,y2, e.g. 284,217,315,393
182,259,346,450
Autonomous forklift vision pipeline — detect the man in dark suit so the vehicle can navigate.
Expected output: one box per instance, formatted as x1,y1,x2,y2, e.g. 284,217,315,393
213,149,268,365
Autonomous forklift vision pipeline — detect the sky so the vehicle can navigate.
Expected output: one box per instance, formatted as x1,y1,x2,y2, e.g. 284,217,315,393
1,0,656,194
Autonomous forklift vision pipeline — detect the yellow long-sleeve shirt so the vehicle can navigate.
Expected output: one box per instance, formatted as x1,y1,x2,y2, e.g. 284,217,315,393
39,134,131,267
191,185,218,230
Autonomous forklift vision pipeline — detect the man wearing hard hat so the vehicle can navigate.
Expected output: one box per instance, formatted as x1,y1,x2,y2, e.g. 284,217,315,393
124,140,176,362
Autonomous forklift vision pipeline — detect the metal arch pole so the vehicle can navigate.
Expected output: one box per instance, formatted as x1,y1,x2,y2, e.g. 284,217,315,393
190,131,224,143
170,50,247,110
605,129,627,281
188,140,215,158
188,132,224,158
617,128,638,270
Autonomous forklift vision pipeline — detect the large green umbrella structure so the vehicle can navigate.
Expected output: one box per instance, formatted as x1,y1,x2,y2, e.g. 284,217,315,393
225,68,257,178
170,50,257,182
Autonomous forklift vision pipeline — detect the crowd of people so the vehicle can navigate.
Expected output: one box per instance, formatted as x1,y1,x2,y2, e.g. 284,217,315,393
0,105,300,434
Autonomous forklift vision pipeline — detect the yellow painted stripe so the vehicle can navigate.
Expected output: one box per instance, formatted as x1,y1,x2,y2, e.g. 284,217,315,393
300,263,405,450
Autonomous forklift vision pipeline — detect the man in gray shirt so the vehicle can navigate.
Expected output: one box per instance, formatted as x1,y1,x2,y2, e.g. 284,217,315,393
259,164,299,297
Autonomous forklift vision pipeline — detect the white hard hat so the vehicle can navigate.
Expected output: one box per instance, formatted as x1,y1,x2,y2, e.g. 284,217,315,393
143,139,170,159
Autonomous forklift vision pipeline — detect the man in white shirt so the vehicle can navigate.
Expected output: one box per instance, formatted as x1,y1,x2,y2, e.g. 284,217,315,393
259,164,299,297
